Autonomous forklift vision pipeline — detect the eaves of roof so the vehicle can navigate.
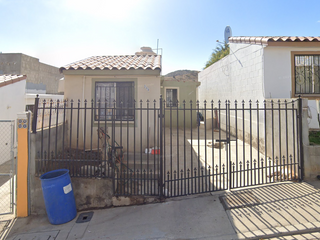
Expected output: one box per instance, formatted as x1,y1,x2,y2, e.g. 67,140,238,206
0,75,27,88
229,36,320,46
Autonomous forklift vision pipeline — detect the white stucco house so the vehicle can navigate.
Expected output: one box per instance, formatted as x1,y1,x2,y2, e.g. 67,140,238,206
199,36,320,129
0,75,27,120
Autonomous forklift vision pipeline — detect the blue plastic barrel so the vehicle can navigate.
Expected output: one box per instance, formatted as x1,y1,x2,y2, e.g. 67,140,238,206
40,169,77,225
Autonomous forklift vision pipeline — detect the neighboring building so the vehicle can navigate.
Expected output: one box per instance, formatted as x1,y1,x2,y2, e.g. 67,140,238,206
161,74,200,128
0,53,63,94
0,75,27,120
199,36,320,129
59,47,161,150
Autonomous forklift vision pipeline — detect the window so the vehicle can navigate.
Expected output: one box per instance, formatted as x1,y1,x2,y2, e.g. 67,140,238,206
166,88,178,107
95,82,134,120
294,55,320,95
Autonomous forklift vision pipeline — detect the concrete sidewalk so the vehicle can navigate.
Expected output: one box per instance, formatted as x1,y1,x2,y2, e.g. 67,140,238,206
4,181,320,240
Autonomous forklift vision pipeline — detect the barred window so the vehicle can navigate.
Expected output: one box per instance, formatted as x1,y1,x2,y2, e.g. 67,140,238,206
294,55,320,95
166,88,178,107
95,82,134,120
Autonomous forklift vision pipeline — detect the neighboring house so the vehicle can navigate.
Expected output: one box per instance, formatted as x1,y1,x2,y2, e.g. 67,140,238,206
199,36,320,129
161,75,200,128
59,47,161,150
0,75,27,121
0,53,63,94
0,74,64,123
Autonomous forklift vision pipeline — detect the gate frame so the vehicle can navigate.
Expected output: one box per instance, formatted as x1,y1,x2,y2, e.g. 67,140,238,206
0,120,15,215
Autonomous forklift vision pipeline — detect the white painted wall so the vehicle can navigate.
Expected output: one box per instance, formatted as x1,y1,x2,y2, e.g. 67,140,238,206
264,46,320,129
0,80,26,120
198,43,265,105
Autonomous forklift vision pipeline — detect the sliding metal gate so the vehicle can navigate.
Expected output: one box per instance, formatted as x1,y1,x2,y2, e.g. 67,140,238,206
161,98,302,197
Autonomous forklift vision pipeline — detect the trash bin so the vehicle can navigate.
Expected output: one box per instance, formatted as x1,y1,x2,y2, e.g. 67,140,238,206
40,169,77,225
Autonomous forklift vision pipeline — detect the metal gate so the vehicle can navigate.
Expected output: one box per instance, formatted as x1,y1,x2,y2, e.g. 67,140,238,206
0,120,15,214
32,96,302,198
161,98,302,197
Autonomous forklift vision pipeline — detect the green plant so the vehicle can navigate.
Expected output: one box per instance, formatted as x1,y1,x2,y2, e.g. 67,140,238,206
309,131,320,145
204,42,230,69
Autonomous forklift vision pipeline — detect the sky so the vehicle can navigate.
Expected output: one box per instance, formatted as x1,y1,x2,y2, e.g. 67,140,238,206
0,0,320,75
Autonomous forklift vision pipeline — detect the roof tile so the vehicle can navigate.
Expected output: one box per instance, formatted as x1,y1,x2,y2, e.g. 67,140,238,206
60,55,161,72
229,36,320,45
0,75,27,88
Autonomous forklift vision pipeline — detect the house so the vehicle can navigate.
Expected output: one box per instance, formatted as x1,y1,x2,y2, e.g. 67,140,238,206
161,72,200,128
59,47,162,151
0,53,63,94
0,75,27,120
199,36,320,129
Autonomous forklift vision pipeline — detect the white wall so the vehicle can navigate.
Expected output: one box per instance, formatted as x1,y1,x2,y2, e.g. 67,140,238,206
0,80,26,120
264,46,320,129
198,43,265,106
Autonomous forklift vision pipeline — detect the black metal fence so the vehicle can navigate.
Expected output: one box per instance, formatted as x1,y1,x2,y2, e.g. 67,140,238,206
32,96,303,198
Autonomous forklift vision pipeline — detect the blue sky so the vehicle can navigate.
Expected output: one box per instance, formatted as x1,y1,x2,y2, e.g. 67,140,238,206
0,0,319,75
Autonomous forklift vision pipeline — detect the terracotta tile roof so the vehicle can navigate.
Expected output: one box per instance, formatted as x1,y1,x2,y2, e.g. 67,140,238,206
60,55,162,72
229,36,320,45
0,75,27,88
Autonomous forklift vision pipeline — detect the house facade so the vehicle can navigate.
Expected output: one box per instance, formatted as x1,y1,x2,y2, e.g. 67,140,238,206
199,36,320,129
59,48,162,151
161,75,200,128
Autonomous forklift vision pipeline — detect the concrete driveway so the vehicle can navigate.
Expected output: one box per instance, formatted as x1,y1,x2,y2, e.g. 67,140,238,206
4,181,320,240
